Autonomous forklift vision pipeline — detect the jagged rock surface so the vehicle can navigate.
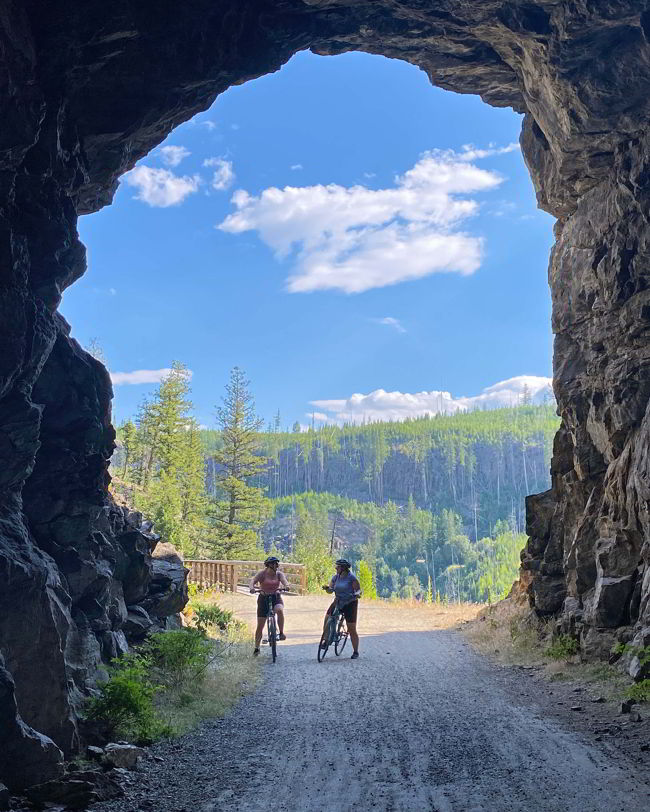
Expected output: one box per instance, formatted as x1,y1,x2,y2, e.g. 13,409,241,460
2,0,650,787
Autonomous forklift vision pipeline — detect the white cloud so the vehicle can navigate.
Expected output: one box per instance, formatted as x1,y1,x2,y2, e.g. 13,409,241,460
159,145,191,167
363,172,376,179
123,166,201,207
218,147,508,293
203,121,217,131
203,157,235,190
291,164,303,171
372,316,406,333
110,368,194,386
310,375,554,423
458,142,519,161
109,287,117,296
306,411,333,422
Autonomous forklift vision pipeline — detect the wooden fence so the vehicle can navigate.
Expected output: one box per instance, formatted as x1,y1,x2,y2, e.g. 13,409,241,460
186,559,307,595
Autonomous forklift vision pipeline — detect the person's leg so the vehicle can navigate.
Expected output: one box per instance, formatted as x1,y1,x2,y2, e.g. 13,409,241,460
275,605,285,637
348,622,359,654
322,603,335,638
254,616,266,649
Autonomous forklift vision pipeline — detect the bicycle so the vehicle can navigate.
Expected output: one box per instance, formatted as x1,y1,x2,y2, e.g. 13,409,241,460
251,588,287,663
317,599,349,662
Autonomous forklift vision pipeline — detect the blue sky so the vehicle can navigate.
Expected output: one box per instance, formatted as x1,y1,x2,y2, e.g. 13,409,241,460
62,51,555,429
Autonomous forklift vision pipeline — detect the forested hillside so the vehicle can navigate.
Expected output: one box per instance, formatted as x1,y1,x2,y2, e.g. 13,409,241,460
201,404,558,540
111,364,558,603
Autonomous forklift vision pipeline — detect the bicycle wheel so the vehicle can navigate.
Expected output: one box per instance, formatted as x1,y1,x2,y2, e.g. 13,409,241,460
334,614,348,656
317,617,334,662
268,614,277,663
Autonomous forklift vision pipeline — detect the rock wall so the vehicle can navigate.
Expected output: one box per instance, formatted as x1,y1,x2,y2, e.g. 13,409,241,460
3,0,650,786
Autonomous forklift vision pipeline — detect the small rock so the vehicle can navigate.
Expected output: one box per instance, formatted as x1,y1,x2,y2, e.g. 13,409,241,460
0,783,9,811
570,705,583,712
591,696,606,703
640,743,649,752
87,745,105,760
620,699,636,714
153,755,164,763
102,743,145,770
629,711,642,723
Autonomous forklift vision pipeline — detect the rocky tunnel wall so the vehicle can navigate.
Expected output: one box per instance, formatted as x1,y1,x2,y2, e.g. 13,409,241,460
2,0,650,788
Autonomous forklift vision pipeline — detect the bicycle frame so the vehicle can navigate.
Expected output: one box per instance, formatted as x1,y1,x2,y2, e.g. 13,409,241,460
317,598,350,661
252,588,285,663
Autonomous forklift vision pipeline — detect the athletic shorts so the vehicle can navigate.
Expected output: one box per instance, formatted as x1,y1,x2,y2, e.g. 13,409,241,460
257,592,284,618
327,599,358,624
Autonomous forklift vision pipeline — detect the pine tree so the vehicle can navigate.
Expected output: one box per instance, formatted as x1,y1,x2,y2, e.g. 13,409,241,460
120,419,138,480
210,367,269,559
134,362,205,554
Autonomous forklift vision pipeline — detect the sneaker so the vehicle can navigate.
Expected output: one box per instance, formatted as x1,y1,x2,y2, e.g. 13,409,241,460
278,633,286,641
253,648,260,656
351,651,359,659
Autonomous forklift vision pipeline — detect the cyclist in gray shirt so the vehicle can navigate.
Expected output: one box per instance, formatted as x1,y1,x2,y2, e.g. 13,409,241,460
322,558,362,659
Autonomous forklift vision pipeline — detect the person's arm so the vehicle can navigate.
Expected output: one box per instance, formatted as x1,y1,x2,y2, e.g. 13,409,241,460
352,576,362,597
278,571,290,591
250,570,263,592
322,574,336,593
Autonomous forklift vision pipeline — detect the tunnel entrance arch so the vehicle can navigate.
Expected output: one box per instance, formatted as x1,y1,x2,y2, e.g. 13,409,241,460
2,0,650,788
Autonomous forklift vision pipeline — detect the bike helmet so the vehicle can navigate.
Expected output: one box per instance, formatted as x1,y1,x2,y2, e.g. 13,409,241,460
335,558,351,569
264,555,280,566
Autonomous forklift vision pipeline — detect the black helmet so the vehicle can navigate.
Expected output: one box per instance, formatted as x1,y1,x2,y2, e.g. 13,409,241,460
335,558,351,569
264,556,280,566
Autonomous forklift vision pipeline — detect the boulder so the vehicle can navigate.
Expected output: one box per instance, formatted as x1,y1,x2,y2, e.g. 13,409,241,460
102,743,145,770
141,543,189,620
25,770,123,809
0,784,9,811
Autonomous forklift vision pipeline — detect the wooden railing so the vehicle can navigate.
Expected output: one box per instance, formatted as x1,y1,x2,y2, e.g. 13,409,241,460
186,559,307,595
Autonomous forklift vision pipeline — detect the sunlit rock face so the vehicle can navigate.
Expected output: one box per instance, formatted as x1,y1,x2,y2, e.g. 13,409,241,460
2,0,650,785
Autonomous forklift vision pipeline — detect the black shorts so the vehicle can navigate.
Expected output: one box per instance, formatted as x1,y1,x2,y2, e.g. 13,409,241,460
257,593,284,618
328,599,358,624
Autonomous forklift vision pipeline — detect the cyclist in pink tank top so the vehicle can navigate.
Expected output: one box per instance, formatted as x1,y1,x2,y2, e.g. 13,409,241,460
250,556,290,655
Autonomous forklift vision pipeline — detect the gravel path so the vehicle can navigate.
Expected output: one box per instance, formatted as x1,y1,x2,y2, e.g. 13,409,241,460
96,596,650,812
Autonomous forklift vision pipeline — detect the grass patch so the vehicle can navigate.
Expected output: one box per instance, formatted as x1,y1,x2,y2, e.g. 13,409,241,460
463,599,550,666
156,624,259,734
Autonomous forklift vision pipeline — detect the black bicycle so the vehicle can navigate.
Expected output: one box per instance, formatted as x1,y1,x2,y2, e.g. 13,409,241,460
252,588,287,663
317,599,349,662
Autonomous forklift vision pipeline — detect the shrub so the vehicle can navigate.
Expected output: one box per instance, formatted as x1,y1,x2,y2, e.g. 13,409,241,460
625,680,650,703
545,634,579,660
193,603,235,633
145,629,214,692
85,652,171,743
357,560,377,600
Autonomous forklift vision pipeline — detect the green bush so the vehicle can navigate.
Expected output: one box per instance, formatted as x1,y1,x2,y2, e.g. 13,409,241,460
357,559,377,600
145,629,214,692
85,652,171,743
625,679,650,703
545,634,579,660
193,603,235,634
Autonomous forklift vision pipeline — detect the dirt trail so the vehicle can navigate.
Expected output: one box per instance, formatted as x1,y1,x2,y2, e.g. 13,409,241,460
97,595,650,812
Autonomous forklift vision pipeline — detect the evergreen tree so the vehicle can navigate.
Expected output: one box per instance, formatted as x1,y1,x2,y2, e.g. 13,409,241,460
210,367,269,559
120,419,138,480
134,362,205,554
